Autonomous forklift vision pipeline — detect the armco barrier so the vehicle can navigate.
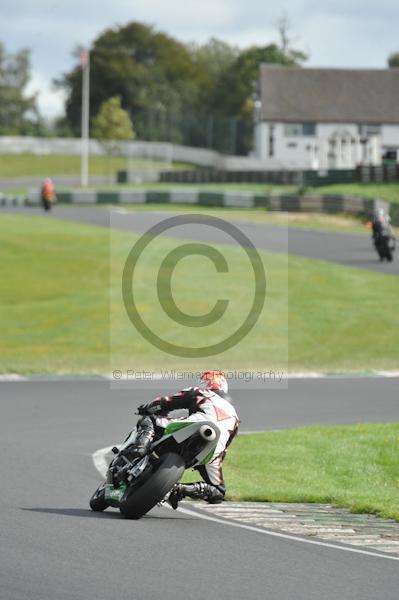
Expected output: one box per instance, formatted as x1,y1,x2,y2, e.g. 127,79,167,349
1,189,392,222
0,194,27,207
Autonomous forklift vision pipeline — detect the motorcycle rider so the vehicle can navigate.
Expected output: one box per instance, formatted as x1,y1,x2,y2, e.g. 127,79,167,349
370,207,395,260
41,177,56,211
371,208,391,239
122,371,239,509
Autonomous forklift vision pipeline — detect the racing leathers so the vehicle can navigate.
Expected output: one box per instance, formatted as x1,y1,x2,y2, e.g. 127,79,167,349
127,386,239,506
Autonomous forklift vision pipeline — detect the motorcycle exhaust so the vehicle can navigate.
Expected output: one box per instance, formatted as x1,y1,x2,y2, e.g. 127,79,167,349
199,425,217,441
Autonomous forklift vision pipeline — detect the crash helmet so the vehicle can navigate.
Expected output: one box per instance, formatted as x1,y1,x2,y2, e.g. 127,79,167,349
43,178,54,191
373,207,386,222
200,370,228,394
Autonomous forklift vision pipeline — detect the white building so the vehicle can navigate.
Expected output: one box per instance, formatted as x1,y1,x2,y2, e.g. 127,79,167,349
254,66,399,170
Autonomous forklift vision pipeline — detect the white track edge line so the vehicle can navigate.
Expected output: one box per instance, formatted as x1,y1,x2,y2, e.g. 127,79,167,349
0,374,29,381
176,505,399,562
91,446,399,563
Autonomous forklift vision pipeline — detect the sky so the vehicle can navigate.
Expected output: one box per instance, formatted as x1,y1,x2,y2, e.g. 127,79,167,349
2,0,398,120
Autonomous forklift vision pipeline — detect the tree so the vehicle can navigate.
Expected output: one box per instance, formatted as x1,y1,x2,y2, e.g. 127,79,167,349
276,10,308,65
388,52,399,68
92,96,135,154
56,20,307,153
57,22,198,135
205,12,307,153
189,38,239,109
210,44,307,153
0,42,39,134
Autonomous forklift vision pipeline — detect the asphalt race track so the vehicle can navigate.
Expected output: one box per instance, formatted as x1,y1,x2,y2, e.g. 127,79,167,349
1,378,399,600
2,207,399,597
4,205,399,275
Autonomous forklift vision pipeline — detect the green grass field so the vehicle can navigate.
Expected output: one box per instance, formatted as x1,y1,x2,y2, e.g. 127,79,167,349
1,213,398,374
183,423,399,522
0,152,191,179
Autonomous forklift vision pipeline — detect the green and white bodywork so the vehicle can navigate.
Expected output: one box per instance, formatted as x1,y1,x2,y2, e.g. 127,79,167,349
101,420,221,511
156,420,220,465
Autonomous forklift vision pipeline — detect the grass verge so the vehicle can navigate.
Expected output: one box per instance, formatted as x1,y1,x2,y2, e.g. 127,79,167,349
311,182,399,204
1,213,398,373
0,153,192,179
215,423,399,522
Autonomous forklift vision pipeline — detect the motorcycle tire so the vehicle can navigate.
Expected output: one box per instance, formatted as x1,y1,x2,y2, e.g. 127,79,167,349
89,482,108,512
119,452,185,520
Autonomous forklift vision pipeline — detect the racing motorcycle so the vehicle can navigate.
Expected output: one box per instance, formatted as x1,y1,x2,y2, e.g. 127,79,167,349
90,419,220,519
41,190,56,211
374,227,396,262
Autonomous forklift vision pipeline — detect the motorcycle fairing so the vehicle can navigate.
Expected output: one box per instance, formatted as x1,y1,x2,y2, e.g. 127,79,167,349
152,420,221,465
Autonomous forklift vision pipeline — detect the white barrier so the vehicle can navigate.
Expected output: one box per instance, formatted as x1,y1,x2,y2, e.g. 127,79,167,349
0,136,270,171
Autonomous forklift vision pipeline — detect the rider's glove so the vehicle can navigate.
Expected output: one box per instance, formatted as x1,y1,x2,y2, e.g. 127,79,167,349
137,398,168,416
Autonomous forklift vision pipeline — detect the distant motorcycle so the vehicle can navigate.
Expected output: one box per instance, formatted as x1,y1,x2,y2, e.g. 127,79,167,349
90,419,220,519
41,178,56,211
41,190,56,211
373,226,395,262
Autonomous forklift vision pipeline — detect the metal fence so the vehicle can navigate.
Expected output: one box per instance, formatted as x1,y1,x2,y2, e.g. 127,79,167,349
131,108,253,156
357,164,399,182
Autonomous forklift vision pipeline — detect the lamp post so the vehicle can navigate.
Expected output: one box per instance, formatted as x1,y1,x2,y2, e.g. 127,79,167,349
80,49,90,187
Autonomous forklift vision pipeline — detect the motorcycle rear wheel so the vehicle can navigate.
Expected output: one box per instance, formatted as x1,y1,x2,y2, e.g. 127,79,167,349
119,452,185,519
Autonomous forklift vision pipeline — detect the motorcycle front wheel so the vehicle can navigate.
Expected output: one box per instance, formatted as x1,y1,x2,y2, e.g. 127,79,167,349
89,482,108,512
119,452,185,520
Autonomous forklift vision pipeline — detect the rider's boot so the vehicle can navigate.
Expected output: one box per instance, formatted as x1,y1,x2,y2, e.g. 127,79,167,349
168,482,224,509
122,416,155,460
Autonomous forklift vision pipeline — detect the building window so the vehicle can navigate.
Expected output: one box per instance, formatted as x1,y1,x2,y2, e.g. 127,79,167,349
284,123,302,137
284,123,316,137
358,124,381,137
302,122,316,136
